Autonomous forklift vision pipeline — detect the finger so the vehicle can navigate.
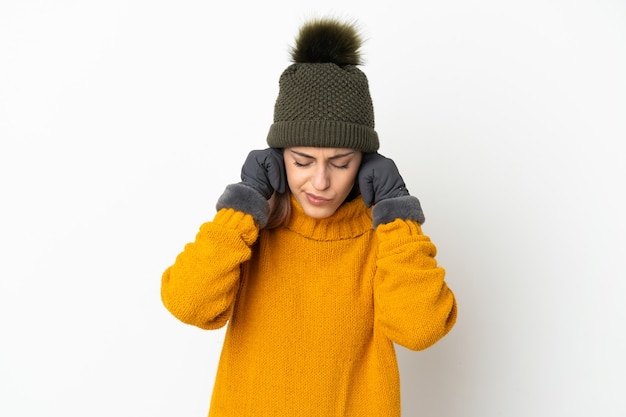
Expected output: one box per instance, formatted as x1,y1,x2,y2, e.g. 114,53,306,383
266,155,286,194
358,173,375,207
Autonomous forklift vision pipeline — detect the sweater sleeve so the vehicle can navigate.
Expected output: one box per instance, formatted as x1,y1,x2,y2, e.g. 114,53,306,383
374,218,457,351
161,208,259,330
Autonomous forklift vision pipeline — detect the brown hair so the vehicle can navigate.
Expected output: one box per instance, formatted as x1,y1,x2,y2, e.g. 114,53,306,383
265,191,292,229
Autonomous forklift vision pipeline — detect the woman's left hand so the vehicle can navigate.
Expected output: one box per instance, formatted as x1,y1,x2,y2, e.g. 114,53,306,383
357,152,409,207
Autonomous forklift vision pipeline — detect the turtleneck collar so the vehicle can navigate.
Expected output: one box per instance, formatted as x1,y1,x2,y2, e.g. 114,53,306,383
286,195,373,241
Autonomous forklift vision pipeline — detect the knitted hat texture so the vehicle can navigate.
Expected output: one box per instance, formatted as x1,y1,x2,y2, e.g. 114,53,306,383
267,19,379,152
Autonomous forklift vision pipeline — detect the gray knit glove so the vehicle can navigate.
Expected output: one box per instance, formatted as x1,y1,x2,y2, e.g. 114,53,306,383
357,152,425,227
216,148,286,228
240,148,286,199
358,152,409,207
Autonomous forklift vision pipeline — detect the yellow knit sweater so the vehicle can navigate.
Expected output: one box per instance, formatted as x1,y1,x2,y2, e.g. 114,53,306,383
161,196,457,417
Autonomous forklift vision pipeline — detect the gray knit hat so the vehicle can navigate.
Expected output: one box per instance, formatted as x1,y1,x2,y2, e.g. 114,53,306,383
266,18,379,152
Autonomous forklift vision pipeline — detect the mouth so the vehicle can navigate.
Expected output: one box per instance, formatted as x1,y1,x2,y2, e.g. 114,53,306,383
305,193,331,206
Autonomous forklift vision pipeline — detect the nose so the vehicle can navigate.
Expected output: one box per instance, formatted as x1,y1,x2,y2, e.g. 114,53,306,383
311,165,330,191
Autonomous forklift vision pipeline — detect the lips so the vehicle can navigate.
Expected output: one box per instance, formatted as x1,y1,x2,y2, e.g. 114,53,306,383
305,193,331,206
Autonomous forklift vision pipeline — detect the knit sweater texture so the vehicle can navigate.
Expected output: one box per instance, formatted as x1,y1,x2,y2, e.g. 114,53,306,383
161,196,457,417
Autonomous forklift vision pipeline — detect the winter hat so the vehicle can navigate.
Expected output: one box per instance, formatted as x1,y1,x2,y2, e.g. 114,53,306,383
266,18,379,152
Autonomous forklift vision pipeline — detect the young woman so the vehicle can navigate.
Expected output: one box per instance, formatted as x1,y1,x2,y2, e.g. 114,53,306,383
161,18,457,417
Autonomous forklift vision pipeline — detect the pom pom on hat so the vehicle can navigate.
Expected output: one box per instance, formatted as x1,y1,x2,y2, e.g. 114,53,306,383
267,18,379,152
290,18,363,66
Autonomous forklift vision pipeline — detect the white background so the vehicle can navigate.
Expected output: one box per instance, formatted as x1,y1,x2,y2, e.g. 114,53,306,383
1,1,625,416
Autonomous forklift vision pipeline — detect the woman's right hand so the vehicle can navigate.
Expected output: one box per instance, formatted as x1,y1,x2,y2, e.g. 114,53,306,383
240,148,286,199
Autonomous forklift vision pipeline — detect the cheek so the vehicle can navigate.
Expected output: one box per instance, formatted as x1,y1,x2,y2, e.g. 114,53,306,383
285,166,303,190
335,170,359,194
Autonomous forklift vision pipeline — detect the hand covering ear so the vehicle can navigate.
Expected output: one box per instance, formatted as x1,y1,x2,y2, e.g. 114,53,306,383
358,152,409,207
216,148,286,228
357,153,425,227
240,148,286,199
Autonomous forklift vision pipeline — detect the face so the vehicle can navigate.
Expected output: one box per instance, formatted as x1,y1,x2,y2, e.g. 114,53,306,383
283,147,362,219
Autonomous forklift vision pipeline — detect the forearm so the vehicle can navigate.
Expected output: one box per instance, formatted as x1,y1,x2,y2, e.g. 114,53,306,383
161,209,259,329
374,219,457,350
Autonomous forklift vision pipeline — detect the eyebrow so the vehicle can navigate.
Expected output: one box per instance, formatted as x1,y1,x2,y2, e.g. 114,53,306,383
289,150,356,160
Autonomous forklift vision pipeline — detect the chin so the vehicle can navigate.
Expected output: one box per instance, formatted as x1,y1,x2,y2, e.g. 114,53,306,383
301,205,337,219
